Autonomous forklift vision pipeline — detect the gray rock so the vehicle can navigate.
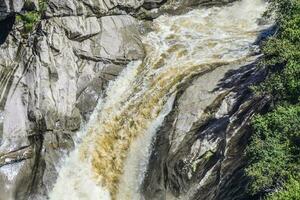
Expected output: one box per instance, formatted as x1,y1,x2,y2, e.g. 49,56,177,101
45,0,145,17
139,0,237,19
0,0,258,199
142,58,270,200
0,10,144,199
0,0,24,20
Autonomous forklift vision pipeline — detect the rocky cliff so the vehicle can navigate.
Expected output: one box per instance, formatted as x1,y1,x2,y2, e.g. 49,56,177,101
0,0,270,199
0,0,146,199
142,58,270,200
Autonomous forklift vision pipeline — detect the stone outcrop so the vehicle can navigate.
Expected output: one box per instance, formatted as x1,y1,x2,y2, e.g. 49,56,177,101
0,2,144,199
0,0,24,20
142,58,270,200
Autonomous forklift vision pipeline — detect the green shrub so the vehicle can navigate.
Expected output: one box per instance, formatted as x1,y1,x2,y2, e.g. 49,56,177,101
259,61,300,103
16,0,47,34
255,0,300,103
246,105,300,194
246,0,300,199
267,177,300,200
38,0,47,13
17,11,40,33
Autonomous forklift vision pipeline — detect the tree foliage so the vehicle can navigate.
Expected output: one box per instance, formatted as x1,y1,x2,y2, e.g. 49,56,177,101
246,0,300,199
267,178,300,200
16,0,47,34
246,106,300,194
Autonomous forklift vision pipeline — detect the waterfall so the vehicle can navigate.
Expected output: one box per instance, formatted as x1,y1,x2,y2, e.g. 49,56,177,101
49,0,269,199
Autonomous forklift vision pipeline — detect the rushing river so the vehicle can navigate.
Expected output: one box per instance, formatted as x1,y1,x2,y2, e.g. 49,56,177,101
50,0,269,199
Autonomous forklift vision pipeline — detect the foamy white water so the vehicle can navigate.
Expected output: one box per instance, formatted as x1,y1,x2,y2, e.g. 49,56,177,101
50,0,270,199
49,61,141,200
116,94,176,200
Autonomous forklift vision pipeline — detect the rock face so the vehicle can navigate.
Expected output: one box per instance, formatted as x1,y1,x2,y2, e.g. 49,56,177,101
0,2,144,199
0,0,268,199
0,0,24,20
45,0,144,17
142,58,270,200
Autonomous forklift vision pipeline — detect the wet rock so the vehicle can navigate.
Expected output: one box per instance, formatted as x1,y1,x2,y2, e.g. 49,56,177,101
138,0,237,19
0,9,144,200
0,0,258,199
142,58,270,200
0,146,33,167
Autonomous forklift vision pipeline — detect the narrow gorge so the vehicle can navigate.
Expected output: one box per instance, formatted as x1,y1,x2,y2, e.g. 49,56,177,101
0,0,277,200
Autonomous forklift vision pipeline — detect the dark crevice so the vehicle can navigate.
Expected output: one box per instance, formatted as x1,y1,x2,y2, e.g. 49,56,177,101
0,14,15,45
142,0,168,10
27,134,45,197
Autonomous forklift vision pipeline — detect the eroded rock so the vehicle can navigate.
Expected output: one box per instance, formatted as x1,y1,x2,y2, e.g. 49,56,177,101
0,9,144,199
0,0,24,20
0,0,260,199
142,58,270,200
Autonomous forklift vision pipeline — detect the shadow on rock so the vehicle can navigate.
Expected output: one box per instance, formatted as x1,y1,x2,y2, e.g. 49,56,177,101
0,15,15,45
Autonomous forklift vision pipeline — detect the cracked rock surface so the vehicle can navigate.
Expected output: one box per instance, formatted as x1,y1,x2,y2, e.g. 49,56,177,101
142,58,270,200
0,1,145,199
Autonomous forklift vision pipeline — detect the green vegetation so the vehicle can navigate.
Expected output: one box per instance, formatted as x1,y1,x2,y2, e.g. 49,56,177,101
246,106,300,194
246,0,300,199
16,11,40,33
267,178,300,200
16,0,47,34
38,0,47,13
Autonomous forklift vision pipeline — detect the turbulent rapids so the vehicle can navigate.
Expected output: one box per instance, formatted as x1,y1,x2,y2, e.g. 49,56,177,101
50,0,269,199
